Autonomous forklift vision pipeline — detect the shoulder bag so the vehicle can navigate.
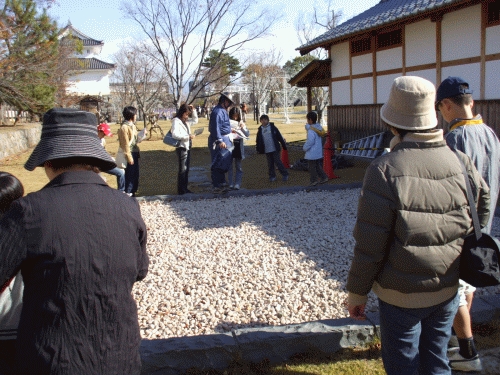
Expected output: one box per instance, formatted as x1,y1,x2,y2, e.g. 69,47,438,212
163,130,180,147
115,147,128,169
455,151,500,287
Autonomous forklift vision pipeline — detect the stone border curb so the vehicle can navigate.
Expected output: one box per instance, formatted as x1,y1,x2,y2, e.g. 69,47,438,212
135,182,364,204
139,295,499,374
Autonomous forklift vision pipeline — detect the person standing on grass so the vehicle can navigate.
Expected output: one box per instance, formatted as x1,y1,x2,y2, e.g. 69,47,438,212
0,172,24,375
171,103,198,195
208,93,234,193
227,106,249,190
97,122,126,192
436,76,500,372
303,111,328,186
118,106,146,197
346,76,490,375
0,108,149,375
255,114,289,182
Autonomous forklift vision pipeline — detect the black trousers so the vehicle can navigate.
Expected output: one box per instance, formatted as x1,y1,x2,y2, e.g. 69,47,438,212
176,147,191,194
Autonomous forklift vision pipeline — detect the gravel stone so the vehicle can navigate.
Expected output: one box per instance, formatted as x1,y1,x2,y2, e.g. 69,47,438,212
134,189,500,339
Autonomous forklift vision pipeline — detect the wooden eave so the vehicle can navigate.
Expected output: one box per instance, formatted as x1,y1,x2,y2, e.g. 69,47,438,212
289,59,331,88
298,0,481,55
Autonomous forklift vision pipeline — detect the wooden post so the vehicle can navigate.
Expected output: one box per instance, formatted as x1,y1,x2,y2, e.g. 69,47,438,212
307,87,312,112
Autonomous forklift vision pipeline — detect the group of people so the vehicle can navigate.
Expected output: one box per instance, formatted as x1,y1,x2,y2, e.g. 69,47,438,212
347,75,499,375
0,74,498,374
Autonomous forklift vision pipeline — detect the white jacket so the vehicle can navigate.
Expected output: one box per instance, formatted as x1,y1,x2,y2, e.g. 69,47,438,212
171,110,199,150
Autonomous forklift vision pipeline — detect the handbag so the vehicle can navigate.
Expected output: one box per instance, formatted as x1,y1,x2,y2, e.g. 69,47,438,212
115,147,127,169
163,130,180,147
455,151,500,287
211,147,233,172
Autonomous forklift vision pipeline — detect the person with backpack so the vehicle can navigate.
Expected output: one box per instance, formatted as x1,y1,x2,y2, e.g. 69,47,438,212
436,76,500,372
303,111,328,186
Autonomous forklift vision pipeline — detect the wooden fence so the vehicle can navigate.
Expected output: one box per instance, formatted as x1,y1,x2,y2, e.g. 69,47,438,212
328,100,500,144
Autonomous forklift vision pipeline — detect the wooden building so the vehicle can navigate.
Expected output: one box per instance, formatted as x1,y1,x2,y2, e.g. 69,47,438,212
294,0,500,143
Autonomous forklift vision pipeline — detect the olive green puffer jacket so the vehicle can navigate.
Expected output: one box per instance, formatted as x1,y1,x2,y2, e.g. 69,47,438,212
347,139,490,309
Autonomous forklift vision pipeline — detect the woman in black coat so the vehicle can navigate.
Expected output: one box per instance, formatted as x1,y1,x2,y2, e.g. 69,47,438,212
0,108,149,375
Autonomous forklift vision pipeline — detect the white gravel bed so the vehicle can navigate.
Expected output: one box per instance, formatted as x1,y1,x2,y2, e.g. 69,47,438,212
134,189,500,339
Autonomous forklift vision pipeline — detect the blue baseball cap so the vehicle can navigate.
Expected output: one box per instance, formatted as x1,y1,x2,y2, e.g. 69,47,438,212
436,76,473,103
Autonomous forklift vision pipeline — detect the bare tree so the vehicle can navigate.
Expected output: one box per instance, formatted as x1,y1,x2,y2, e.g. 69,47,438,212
121,0,279,109
112,42,169,127
242,51,283,122
294,0,343,125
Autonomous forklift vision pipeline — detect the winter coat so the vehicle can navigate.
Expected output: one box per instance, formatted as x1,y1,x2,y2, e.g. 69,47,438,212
171,109,199,150
230,119,250,160
256,122,287,154
0,171,149,375
347,132,490,309
445,115,500,234
303,123,324,160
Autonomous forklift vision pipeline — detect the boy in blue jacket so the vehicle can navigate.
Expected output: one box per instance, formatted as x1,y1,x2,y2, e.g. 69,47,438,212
303,111,328,186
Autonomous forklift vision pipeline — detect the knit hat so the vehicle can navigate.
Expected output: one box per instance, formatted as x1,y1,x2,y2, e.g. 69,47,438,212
97,122,113,136
436,76,473,103
380,76,438,131
25,108,116,171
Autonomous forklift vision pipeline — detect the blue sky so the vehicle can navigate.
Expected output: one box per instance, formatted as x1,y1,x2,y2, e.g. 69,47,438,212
47,0,379,63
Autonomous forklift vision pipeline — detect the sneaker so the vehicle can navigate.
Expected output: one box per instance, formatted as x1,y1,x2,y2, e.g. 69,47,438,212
212,187,228,194
448,348,483,372
320,177,329,184
229,185,234,190
269,177,277,182
234,184,240,190
309,181,318,187
282,175,289,182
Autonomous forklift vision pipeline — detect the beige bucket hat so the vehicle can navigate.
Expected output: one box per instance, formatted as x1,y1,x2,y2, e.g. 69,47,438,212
380,76,437,131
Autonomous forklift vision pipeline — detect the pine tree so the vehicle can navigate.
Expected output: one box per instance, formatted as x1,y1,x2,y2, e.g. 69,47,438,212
0,0,59,122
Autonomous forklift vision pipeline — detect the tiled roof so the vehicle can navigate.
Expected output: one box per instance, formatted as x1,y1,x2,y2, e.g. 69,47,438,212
297,0,466,54
66,58,116,70
60,23,104,47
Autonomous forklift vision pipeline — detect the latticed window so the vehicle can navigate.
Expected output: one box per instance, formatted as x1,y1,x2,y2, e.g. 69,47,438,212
351,37,372,55
376,29,402,49
487,0,500,25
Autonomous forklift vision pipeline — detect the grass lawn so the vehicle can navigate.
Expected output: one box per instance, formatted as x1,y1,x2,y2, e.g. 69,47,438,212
0,108,370,195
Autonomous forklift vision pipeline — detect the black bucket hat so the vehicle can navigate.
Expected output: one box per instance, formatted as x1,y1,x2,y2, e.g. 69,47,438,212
25,108,116,171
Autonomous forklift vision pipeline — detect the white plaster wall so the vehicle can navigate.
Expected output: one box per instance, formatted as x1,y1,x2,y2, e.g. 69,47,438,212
377,73,401,104
352,53,373,75
376,47,402,71
67,71,112,95
352,77,373,104
331,80,351,105
405,19,436,67
331,42,350,78
485,60,500,99
486,24,500,55
441,63,481,100
441,5,481,61
406,69,437,85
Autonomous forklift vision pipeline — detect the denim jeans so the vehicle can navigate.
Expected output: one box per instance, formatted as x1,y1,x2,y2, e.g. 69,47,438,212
176,147,191,194
379,293,459,375
228,158,243,186
266,151,288,179
125,151,140,195
104,167,125,191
